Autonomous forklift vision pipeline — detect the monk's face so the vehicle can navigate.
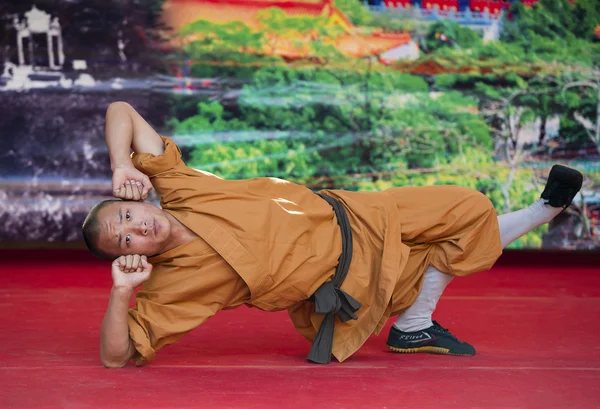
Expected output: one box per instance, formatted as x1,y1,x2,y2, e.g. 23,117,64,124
95,201,171,258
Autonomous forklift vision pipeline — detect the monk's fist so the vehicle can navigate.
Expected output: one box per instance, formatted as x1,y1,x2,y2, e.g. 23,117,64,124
112,166,152,201
111,255,152,290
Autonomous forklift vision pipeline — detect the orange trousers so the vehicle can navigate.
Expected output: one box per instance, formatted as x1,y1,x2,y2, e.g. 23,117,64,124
385,185,502,316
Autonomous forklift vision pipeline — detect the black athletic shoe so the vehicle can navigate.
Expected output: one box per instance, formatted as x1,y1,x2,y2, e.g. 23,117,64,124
386,321,476,356
540,165,583,209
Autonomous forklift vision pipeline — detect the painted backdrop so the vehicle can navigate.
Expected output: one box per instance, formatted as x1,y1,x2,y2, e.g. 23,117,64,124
1,0,599,250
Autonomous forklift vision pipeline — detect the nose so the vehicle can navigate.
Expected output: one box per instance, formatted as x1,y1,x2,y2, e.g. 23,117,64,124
139,221,148,236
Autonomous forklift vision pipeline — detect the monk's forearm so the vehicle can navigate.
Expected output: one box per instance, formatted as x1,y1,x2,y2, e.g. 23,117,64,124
105,101,136,171
100,286,135,368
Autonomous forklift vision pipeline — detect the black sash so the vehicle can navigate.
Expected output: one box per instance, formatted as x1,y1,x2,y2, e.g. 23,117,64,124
307,193,362,364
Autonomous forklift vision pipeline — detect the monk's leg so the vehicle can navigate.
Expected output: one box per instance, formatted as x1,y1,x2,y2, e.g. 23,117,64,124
386,186,497,356
392,198,570,333
497,199,563,248
387,165,583,356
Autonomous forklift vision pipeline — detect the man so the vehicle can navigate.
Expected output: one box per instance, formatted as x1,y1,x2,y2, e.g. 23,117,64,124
83,101,583,368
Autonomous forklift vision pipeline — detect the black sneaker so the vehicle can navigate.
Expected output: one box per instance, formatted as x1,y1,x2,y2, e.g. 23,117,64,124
386,321,476,356
540,165,583,209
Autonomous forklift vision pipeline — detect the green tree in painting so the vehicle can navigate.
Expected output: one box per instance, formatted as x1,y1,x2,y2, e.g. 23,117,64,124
501,0,600,65
169,101,250,134
176,65,497,190
238,66,442,173
370,91,492,169
179,19,276,78
256,8,346,62
169,101,322,180
503,0,576,43
333,0,372,25
188,137,323,181
570,0,600,40
423,20,482,52
561,68,600,154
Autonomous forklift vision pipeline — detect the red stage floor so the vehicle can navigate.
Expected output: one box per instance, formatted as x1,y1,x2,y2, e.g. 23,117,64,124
1,254,599,409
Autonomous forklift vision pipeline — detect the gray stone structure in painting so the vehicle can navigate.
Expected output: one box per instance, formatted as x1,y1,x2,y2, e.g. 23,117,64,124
13,6,65,70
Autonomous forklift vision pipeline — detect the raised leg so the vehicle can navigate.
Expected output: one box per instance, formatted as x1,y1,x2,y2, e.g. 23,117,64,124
388,165,583,356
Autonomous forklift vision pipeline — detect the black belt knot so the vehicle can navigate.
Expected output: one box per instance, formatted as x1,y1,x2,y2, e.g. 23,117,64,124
306,193,362,364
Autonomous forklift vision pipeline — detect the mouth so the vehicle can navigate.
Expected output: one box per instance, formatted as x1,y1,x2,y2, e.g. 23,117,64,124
153,219,158,236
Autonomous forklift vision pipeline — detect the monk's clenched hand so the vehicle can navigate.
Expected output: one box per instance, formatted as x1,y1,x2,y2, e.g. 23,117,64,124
111,255,152,290
112,166,152,201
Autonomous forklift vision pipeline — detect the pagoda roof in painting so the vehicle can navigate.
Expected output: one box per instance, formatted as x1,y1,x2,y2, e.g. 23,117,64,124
161,0,415,59
163,0,353,31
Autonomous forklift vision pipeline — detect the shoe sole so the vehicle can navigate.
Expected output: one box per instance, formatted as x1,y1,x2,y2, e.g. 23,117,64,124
549,165,583,186
387,344,475,357
541,165,584,208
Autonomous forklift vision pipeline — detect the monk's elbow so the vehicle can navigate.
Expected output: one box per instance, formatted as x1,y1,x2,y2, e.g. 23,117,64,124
106,101,132,116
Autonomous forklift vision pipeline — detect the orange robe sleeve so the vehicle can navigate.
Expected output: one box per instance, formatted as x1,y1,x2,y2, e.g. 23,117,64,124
131,136,222,209
127,252,249,366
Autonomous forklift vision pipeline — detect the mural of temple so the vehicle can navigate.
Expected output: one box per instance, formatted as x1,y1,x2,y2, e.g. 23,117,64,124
161,0,420,61
163,0,354,31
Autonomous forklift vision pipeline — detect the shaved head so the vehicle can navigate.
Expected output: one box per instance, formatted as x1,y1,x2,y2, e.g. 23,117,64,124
82,200,122,260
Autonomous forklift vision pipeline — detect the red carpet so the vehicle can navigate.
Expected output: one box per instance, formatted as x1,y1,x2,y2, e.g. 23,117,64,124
1,253,599,409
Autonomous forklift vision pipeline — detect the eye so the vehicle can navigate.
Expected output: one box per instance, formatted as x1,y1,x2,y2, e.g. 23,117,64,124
126,234,131,245
126,211,130,220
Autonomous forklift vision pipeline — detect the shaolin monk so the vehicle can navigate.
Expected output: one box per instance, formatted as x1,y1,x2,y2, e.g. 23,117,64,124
82,102,583,367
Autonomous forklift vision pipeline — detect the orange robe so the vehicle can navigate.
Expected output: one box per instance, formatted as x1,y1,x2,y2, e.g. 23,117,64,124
127,137,502,365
